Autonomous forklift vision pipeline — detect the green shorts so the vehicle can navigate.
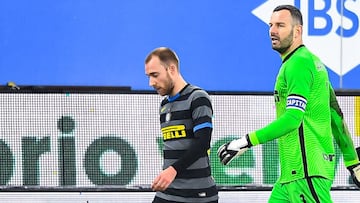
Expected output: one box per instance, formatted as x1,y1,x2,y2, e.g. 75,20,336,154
268,177,333,203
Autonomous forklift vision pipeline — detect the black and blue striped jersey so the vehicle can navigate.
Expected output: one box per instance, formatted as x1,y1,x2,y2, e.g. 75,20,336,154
155,84,218,203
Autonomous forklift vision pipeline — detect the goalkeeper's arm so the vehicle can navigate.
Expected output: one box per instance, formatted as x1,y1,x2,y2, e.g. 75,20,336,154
329,86,360,187
329,86,359,166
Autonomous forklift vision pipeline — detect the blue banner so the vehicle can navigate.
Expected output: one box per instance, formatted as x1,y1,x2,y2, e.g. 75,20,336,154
1,0,359,91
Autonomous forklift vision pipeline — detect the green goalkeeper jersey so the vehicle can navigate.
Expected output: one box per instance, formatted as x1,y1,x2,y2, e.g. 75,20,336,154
248,45,359,183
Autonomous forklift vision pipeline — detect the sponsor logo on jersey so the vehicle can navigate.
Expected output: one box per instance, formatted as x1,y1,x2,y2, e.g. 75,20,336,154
286,95,307,112
161,125,187,140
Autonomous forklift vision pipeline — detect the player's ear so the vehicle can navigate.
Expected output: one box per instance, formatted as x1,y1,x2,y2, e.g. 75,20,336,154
294,24,302,38
168,64,177,73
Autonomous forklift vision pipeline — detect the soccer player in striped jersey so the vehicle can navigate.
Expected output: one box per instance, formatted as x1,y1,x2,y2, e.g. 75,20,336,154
217,5,360,203
145,47,218,203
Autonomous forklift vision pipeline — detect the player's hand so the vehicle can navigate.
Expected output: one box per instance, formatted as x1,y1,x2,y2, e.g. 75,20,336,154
151,166,177,191
347,163,360,188
347,147,360,188
217,134,252,165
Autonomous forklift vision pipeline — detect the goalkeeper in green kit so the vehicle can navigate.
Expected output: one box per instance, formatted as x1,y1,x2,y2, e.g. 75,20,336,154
217,5,360,203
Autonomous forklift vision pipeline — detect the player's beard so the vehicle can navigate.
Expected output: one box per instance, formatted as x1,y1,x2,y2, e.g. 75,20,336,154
272,29,294,54
158,72,175,96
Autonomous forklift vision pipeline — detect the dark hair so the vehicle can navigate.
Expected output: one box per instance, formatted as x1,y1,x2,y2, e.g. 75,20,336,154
145,47,179,69
273,5,303,26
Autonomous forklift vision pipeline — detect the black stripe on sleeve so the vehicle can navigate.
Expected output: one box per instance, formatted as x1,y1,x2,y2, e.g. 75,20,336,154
191,97,213,112
193,116,212,127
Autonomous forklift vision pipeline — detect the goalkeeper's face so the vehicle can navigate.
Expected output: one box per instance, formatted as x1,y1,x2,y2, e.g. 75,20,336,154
145,56,175,96
269,9,301,56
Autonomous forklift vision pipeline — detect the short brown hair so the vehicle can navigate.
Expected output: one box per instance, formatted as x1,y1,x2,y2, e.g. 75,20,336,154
273,5,303,26
145,47,179,69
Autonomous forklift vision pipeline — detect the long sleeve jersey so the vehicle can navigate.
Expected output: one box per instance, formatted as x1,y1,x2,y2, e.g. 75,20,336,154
248,45,359,183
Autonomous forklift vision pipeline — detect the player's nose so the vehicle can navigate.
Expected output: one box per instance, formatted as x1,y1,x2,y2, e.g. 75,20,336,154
149,77,156,87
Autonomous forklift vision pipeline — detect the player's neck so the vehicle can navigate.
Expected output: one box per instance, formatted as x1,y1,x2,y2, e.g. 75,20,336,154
281,41,303,58
170,77,187,96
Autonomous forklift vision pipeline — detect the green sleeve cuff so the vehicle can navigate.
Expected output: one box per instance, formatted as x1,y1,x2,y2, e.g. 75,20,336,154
248,131,260,146
344,159,360,168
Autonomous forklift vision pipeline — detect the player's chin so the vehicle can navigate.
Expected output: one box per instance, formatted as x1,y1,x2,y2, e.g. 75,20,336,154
153,87,163,95
271,43,279,49
157,89,167,96
156,90,166,96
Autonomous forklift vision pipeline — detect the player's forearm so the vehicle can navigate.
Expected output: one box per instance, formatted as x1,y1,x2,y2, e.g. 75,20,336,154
171,128,211,173
329,87,359,166
249,109,303,145
331,108,359,166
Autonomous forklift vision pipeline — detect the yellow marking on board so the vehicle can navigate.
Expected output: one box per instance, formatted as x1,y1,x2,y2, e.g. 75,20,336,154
355,96,360,136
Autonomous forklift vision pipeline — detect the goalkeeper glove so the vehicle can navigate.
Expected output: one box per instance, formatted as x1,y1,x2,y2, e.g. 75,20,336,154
217,134,252,165
348,163,360,188
347,147,360,188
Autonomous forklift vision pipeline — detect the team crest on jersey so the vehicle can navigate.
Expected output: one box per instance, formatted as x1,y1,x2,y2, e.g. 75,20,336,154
165,112,171,122
286,95,307,112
